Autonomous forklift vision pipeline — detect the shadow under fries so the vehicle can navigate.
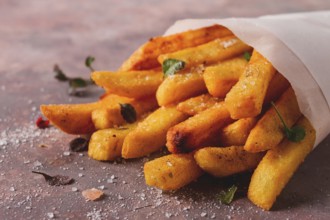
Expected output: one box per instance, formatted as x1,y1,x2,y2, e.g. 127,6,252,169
272,134,330,211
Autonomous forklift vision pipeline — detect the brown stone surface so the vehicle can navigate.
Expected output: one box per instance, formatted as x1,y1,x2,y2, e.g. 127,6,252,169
1,0,330,219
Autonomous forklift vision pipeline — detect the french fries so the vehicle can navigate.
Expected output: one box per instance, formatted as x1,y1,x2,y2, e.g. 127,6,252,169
248,116,316,210
91,70,163,99
158,36,252,69
225,50,276,119
41,25,318,211
244,87,302,152
144,153,203,191
122,106,188,159
166,102,233,153
176,94,221,116
203,57,248,97
220,117,257,146
120,25,233,71
40,94,131,134
156,71,207,106
194,146,264,177
88,123,138,161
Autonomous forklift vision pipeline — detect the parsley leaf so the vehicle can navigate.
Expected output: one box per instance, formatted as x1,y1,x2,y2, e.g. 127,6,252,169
54,64,69,81
271,102,305,142
218,185,237,205
85,56,95,72
243,52,251,61
119,103,137,123
162,59,185,77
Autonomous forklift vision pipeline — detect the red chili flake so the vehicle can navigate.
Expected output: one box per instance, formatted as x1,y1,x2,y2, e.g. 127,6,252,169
36,116,50,129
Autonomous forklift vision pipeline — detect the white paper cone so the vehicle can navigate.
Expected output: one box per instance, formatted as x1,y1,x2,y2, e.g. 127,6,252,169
164,11,330,147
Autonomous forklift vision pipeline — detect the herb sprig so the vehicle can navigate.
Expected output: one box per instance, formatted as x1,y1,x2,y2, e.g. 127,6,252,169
218,185,237,205
271,102,305,142
53,56,96,96
162,59,185,77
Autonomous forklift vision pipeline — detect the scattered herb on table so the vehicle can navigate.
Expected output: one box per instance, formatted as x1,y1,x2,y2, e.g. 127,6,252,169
119,103,137,123
36,116,50,129
218,185,238,205
85,56,95,72
32,171,74,186
162,58,185,77
53,56,96,96
271,102,305,142
69,137,89,152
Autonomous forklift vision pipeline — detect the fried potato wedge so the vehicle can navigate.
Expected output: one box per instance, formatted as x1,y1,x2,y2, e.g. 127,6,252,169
156,71,207,106
176,94,221,116
204,57,248,97
225,51,276,119
263,72,291,106
120,25,233,71
122,106,188,159
248,116,316,210
91,96,158,130
194,146,264,177
40,94,131,134
220,117,257,146
158,36,252,69
91,70,163,99
244,87,302,152
144,153,203,191
88,123,138,161
166,102,232,153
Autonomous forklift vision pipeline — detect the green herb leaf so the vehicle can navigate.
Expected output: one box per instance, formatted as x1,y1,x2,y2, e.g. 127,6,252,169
218,185,237,205
85,56,95,72
119,103,137,123
162,59,185,77
69,78,88,88
54,64,69,81
271,102,306,142
243,52,251,61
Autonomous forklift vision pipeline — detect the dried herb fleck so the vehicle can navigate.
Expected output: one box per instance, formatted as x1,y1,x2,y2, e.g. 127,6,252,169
32,171,74,186
243,52,251,61
69,137,89,152
119,103,137,123
218,185,237,205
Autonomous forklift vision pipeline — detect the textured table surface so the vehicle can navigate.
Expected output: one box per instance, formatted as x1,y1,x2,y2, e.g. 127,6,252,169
1,1,330,219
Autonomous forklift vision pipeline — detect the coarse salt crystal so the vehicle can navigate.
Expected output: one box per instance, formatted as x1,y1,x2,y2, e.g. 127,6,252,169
201,212,207,217
63,151,71,156
220,39,238,48
47,212,55,219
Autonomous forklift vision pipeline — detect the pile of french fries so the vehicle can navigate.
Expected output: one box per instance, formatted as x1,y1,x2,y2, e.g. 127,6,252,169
41,25,316,210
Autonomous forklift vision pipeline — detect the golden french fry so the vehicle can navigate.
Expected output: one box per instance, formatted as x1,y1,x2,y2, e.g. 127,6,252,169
122,106,188,159
144,153,203,191
88,123,138,161
244,87,302,152
263,72,291,106
203,57,248,97
248,116,316,210
156,71,207,106
225,50,276,119
166,102,232,153
220,117,257,146
158,36,252,69
194,146,264,177
91,70,163,99
176,94,221,116
40,94,131,134
91,96,158,130
120,25,233,71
